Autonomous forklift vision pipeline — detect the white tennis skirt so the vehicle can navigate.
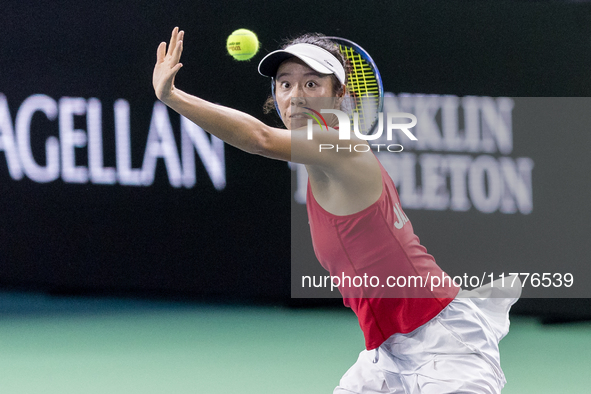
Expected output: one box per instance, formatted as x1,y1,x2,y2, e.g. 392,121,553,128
335,276,522,394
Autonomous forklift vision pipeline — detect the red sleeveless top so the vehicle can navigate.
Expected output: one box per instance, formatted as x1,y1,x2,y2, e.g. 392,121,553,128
306,157,459,350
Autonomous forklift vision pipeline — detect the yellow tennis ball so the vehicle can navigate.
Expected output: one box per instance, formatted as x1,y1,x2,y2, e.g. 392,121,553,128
226,29,259,61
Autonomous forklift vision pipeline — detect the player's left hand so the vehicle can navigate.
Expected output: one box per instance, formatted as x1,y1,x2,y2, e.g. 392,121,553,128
153,27,184,102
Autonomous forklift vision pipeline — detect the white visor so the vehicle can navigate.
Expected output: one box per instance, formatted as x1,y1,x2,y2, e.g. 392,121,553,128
258,43,346,85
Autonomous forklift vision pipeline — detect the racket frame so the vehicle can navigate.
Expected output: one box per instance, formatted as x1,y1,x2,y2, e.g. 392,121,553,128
269,36,384,135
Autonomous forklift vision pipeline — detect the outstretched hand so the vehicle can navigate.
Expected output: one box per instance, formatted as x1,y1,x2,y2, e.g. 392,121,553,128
153,27,184,102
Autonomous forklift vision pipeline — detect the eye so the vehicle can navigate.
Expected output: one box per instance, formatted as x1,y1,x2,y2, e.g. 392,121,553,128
280,81,290,89
306,81,317,88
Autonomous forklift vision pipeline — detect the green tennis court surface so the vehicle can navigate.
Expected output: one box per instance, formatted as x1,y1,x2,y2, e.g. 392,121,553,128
0,292,589,393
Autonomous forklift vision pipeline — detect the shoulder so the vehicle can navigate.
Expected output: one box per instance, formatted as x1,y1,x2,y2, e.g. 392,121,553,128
307,149,384,215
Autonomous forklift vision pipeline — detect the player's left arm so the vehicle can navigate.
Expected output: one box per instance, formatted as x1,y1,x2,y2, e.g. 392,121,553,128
162,88,366,166
153,27,367,166
153,27,270,155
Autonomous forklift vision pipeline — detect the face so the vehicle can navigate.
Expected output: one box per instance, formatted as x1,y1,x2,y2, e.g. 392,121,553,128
274,58,343,130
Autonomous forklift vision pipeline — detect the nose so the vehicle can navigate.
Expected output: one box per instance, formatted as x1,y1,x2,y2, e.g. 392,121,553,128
291,96,306,107
290,84,306,107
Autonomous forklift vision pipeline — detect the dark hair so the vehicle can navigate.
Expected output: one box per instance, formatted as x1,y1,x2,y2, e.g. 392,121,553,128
262,33,349,115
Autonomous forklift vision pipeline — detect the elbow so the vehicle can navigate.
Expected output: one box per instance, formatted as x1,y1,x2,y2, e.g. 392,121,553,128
248,126,274,157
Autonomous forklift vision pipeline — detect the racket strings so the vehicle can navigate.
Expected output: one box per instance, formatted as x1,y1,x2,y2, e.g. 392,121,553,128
339,45,380,134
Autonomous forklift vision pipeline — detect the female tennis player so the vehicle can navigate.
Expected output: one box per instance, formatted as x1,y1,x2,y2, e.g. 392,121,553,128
153,27,521,394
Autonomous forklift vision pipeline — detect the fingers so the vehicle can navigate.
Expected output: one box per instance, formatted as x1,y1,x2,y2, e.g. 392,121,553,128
156,42,166,63
156,28,184,68
172,62,183,74
172,36,183,63
167,27,179,57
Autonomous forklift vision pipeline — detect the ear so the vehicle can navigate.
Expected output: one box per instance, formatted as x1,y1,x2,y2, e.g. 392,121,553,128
335,83,346,106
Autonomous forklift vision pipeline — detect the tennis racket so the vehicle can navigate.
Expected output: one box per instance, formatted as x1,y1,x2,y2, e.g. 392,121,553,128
323,36,384,136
